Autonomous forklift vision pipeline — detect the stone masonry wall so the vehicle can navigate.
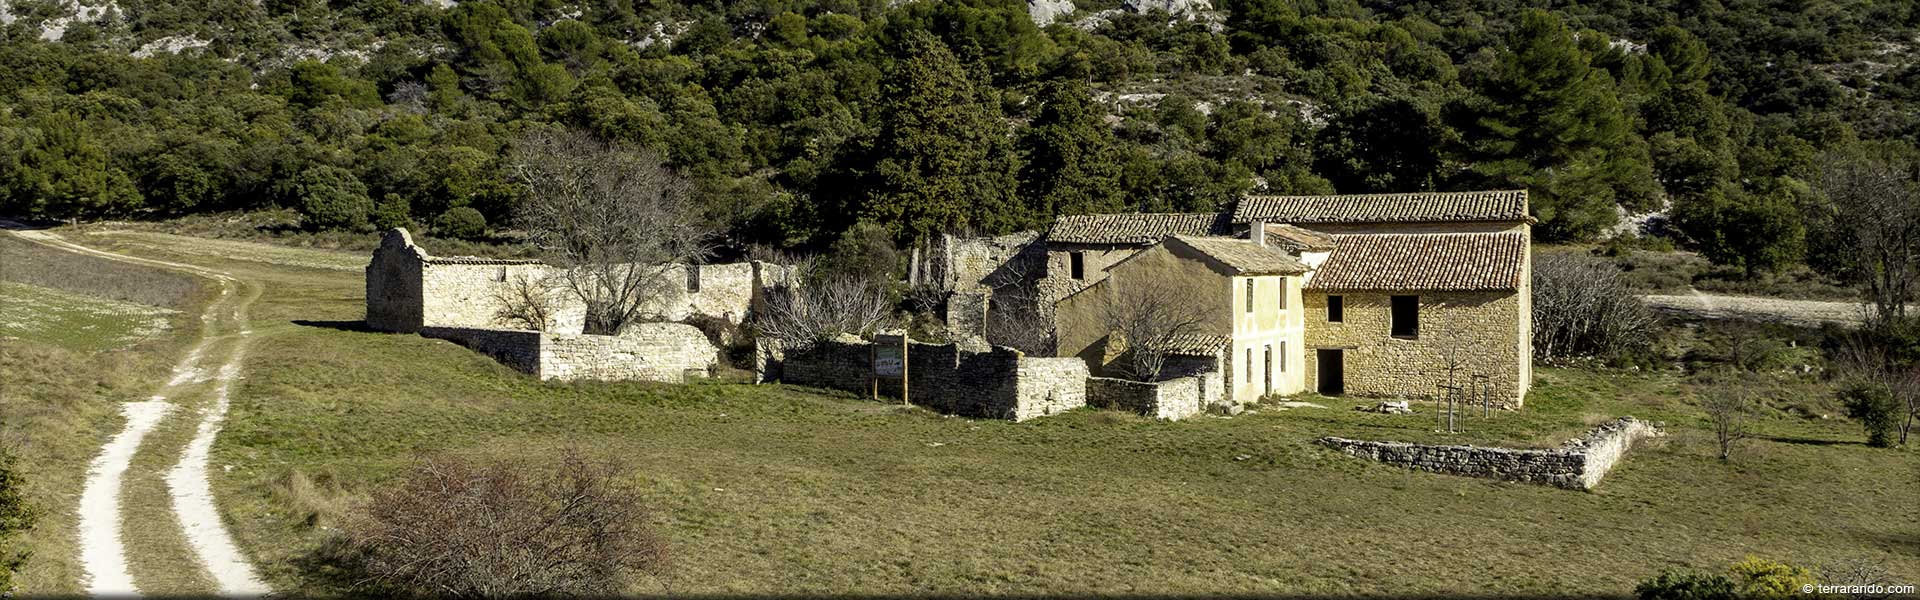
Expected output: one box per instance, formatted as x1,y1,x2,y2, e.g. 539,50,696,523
1086,375,1209,420
417,324,716,383
1303,290,1527,407
771,338,1088,422
1317,417,1663,490
540,323,717,383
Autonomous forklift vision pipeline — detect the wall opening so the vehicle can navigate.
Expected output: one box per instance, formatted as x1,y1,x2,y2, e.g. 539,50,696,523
1276,277,1287,310
1263,344,1272,395
1327,295,1344,322
1069,252,1085,280
1390,295,1419,339
1317,349,1344,395
687,264,701,292
1245,279,1254,313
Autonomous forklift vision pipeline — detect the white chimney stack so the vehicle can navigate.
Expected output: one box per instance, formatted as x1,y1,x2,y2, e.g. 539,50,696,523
1250,220,1267,246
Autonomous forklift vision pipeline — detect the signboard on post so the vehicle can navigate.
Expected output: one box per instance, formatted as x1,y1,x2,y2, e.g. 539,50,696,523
872,332,908,404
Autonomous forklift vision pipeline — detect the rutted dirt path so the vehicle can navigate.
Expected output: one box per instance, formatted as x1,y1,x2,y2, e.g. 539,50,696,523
1642,289,1870,327
3,224,270,597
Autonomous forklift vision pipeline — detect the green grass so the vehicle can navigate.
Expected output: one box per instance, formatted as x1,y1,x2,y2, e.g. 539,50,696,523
0,240,213,595
0,281,180,352
21,229,1918,596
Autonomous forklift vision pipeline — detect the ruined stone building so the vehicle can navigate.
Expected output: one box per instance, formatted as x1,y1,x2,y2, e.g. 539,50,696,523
363,228,790,383
1042,190,1534,408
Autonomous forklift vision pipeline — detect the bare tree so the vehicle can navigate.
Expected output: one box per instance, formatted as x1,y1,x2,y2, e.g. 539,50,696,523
981,257,1053,355
752,260,897,351
1532,252,1658,362
492,272,560,331
1814,146,1920,322
1101,276,1209,381
511,128,712,335
1830,329,1920,446
1700,385,1755,462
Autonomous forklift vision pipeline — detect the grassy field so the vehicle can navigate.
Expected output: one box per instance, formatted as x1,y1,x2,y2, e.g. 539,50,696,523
7,229,1915,596
0,235,212,594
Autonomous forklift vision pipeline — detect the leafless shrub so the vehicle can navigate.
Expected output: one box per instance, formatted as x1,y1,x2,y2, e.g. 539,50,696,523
511,128,714,335
1532,252,1658,363
1823,556,1895,599
981,258,1054,355
344,450,667,598
1102,275,1207,381
1700,383,1756,462
492,272,559,331
752,261,896,351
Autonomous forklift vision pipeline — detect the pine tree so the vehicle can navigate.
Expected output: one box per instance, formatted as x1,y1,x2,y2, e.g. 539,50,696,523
855,32,1022,243
1450,9,1656,240
1017,80,1123,218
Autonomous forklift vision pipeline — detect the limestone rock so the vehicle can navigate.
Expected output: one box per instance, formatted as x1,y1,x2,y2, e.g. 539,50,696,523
1359,400,1413,414
1027,0,1076,27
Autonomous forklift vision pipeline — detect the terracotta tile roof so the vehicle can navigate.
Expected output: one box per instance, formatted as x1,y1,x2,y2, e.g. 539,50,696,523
1264,224,1336,252
1166,236,1310,275
1306,232,1527,291
1048,212,1233,245
1233,190,1529,224
1149,333,1231,356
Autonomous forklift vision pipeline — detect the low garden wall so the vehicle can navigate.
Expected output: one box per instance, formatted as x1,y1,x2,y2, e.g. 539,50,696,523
1316,417,1663,490
420,323,717,383
1086,372,1219,421
766,338,1088,421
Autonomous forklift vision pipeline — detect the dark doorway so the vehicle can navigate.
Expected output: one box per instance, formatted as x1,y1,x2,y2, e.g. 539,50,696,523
1316,349,1344,396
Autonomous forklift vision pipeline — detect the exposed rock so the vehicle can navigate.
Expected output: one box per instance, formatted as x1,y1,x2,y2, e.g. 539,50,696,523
1027,0,1076,27
1126,0,1213,20
132,35,211,59
1359,400,1413,414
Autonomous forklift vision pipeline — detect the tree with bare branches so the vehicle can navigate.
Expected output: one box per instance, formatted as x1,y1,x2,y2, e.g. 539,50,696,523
752,259,897,351
1532,252,1658,362
1101,275,1209,381
511,128,713,335
1813,144,1920,323
492,272,561,331
1700,384,1755,462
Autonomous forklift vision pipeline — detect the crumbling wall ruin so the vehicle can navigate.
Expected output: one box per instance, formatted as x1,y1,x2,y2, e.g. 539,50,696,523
1316,417,1663,490
418,323,717,383
1086,373,1219,421
766,338,1088,422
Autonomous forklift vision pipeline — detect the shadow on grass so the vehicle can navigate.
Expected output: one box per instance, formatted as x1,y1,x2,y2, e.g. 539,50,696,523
292,319,379,333
1758,434,1864,447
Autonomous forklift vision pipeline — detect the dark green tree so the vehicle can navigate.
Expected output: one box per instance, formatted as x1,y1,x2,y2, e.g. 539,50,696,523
1316,95,1446,193
853,32,1021,243
1017,80,1123,218
0,111,142,220
294,165,373,231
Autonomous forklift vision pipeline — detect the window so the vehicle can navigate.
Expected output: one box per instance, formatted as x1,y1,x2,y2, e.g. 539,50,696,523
1246,348,1254,383
1069,252,1085,280
1327,295,1344,322
1245,279,1255,313
1277,277,1288,311
686,264,701,292
1390,295,1419,339
1278,341,1286,372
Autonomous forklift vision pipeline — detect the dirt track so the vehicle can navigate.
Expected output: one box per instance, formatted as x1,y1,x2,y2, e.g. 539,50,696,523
1641,289,1869,327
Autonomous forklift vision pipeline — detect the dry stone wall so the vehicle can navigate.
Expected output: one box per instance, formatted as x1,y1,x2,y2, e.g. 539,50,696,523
1317,417,1663,490
417,324,717,383
1086,373,1215,420
1303,290,1528,406
769,338,1089,422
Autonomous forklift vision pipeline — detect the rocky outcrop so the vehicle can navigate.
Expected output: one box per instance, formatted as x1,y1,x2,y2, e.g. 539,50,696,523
1028,0,1076,27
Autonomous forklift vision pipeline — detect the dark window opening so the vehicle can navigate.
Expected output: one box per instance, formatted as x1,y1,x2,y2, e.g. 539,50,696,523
1390,295,1419,339
1327,295,1344,322
1246,348,1254,383
687,264,701,292
1277,277,1287,310
1245,279,1255,313
1069,252,1085,280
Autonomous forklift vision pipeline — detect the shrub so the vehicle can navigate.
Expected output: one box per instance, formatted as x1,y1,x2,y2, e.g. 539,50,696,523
1533,252,1659,363
0,449,33,594
1838,380,1902,447
371,194,413,231
1728,556,1818,599
434,206,488,241
344,450,667,597
295,165,373,231
1635,569,1737,600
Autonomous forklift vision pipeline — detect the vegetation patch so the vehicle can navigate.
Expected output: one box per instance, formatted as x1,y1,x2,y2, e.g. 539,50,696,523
0,281,178,352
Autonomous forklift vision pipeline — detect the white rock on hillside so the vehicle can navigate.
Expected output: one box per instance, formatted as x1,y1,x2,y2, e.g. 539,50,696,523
132,35,211,58
1028,0,1075,27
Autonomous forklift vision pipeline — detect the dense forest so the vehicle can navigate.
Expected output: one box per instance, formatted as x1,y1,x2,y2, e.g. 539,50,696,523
1,0,1917,270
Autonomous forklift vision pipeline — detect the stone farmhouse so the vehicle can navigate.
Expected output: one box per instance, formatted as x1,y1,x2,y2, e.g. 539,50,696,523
979,190,1535,408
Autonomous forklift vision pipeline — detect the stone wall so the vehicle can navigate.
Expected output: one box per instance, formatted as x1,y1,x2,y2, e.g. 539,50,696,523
924,231,1045,291
1316,417,1663,490
540,323,718,383
1086,374,1212,420
1302,290,1528,406
769,338,1088,422
366,228,787,335
417,324,717,383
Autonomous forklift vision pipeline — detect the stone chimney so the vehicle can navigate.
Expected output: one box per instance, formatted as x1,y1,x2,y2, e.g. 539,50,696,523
1250,220,1267,246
